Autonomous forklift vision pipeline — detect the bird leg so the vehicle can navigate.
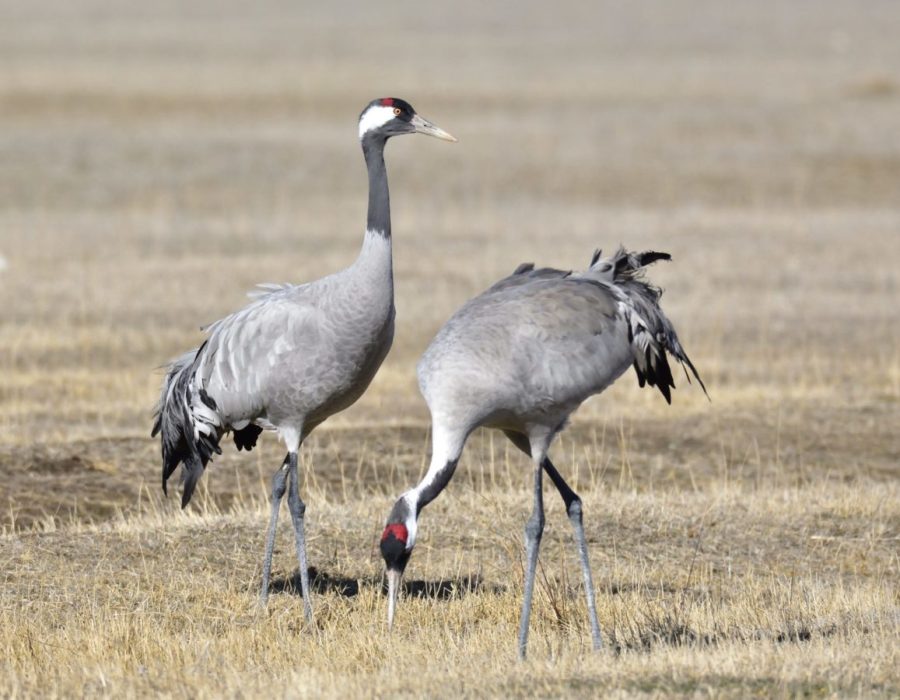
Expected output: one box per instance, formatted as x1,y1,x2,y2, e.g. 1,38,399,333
260,453,290,606
287,451,313,622
518,455,545,660
542,457,603,651
503,430,603,653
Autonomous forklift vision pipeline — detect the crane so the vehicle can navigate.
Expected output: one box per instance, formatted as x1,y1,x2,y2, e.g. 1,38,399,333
380,247,706,658
152,97,455,620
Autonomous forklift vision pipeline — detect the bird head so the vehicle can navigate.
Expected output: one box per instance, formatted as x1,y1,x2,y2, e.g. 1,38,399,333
380,495,418,629
358,97,457,143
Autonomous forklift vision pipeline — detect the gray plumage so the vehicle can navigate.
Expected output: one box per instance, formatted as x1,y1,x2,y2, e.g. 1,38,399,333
153,239,395,504
420,248,704,429
380,247,706,658
152,97,455,617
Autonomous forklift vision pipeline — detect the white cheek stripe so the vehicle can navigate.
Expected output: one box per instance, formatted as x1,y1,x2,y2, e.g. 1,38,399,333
358,105,396,139
402,492,419,547
403,425,465,549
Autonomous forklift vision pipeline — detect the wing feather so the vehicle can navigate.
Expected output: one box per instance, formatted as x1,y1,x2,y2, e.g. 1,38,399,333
193,288,323,424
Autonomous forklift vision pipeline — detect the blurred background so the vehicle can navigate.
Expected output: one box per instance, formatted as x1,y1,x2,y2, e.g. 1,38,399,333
0,0,897,522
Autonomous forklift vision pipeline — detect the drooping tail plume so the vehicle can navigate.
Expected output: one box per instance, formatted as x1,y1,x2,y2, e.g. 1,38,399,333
591,247,708,403
151,346,222,507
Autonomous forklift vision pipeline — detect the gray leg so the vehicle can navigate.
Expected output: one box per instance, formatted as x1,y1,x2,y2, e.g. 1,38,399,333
287,452,313,622
503,430,602,652
518,456,545,660
260,454,290,606
542,458,603,651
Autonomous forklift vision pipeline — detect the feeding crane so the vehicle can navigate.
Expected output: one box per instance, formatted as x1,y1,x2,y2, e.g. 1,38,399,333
152,98,455,620
380,247,706,658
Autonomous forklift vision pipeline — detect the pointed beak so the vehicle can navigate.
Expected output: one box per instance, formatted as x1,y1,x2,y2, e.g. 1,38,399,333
410,114,457,142
387,568,402,630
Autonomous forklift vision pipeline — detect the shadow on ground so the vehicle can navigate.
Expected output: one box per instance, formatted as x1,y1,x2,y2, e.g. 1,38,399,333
269,567,505,599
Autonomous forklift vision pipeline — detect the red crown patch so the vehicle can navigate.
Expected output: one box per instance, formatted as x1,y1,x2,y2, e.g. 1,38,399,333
382,523,408,543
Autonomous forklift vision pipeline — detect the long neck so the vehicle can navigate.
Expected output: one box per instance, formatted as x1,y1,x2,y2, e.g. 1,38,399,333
411,425,465,515
384,427,465,549
362,134,390,237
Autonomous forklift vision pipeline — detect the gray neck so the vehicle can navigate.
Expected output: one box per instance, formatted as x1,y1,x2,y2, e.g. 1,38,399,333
362,134,390,237
415,459,458,515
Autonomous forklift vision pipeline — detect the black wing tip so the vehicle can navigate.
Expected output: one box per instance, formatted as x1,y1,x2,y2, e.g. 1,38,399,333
513,262,535,275
660,384,673,404
180,457,203,508
233,424,263,452
655,357,674,404
633,344,678,404
673,347,710,401
633,361,646,387
639,251,671,266
687,361,711,402
615,249,673,277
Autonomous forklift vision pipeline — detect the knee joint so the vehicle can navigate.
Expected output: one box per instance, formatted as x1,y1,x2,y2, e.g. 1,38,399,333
525,515,544,541
567,496,583,522
288,488,306,514
271,475,287,500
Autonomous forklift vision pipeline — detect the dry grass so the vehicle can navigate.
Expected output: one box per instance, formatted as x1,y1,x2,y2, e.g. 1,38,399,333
1,0,899,697
2,476,898,697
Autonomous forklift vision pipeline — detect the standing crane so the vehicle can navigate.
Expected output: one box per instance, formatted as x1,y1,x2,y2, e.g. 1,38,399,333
152,98,455,620
380,247,706,658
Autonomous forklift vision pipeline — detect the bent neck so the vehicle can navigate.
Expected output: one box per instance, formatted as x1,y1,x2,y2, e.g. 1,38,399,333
411,426,465,515
362,134,390,238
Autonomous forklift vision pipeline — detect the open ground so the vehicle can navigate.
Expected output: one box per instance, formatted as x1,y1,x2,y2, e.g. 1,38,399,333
0,0,898,697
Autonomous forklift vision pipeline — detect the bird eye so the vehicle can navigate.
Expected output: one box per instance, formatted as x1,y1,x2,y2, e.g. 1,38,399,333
393,107,401,116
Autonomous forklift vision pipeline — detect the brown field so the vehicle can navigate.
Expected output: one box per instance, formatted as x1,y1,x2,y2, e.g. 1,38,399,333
1,0,898,697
